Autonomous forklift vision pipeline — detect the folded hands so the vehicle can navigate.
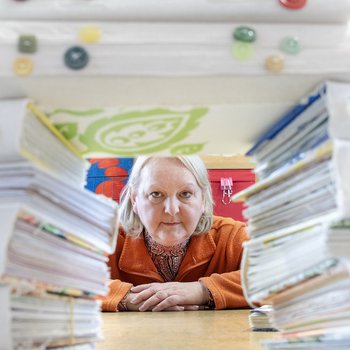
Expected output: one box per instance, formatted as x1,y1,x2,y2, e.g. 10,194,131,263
123,281,210,312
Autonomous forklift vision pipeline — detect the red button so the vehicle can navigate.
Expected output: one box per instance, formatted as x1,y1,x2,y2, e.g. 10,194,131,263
279,0,307,9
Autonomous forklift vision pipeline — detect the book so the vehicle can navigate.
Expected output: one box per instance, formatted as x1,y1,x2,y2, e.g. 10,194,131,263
0,162,118,254
0,99,88,186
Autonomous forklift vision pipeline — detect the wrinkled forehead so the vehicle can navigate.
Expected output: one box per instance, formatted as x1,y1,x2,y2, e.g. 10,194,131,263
138,157,198,188
143,156,182,170
141,157,188,177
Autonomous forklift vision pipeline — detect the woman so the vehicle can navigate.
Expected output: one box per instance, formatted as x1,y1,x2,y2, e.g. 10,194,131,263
102,156,249,312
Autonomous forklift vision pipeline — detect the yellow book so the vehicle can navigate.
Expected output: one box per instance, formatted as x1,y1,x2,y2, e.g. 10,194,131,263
0,98,88,187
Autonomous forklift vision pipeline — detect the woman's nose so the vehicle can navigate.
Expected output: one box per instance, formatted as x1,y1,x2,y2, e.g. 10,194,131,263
164,197,180,216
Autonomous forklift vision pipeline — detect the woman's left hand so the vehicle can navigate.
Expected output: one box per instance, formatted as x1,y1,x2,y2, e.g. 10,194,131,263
129,281,210,312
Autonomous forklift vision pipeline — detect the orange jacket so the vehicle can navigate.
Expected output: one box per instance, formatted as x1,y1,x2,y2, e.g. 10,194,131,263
102,216,249,311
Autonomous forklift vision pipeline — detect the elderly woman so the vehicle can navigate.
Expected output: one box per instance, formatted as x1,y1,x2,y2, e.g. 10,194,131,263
102,156,249,312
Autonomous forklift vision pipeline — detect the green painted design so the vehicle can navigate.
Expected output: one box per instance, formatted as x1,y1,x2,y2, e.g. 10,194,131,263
78,107,208,156
55,122,78,140
171,143,205,155
47,108,104,117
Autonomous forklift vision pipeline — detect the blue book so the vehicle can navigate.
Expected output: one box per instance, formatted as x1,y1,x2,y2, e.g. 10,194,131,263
246,84,327,156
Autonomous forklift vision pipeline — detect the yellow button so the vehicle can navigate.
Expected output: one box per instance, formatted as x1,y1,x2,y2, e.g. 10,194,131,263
13,57,33,76
79,26,102,43
232,42,253,61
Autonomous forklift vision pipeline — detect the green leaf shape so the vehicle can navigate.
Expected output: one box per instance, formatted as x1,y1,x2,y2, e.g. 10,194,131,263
170,143,206,155
79,108,208,156
46,108,104,117
54,122,78,140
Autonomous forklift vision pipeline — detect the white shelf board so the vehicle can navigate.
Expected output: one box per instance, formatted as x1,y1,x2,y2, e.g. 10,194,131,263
2,73,350,156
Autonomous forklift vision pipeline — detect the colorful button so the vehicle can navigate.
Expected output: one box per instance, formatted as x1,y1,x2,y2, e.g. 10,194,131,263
265,55,284,73
18,35,37,54
279,0,307,10
79,26,102,43
233,26,256,43
13,57,33,76
232,42,254,61
64,46,89,70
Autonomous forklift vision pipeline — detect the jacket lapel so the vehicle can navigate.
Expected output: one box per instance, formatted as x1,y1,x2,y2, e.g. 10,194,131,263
176,233,216,281
119,235,164,282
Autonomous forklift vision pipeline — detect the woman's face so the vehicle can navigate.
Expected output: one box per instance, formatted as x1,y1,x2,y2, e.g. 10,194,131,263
131,158,204,246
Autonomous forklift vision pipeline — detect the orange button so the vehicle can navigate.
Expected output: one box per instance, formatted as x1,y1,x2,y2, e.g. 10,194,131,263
265,55,284,73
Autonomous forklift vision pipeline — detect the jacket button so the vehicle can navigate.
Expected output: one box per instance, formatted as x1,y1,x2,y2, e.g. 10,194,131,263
13,57,33,76
279,36,300,55
279,0,307,9
18,35,37,53
64,46,89,70
233,26,256,43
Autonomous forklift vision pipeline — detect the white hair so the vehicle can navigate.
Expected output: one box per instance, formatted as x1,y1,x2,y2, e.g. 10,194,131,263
119,156,214,238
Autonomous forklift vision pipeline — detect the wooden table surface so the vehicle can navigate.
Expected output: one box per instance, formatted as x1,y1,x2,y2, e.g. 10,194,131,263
98,310,278,350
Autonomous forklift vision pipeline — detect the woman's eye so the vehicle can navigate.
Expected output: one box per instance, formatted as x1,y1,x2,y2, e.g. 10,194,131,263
180,191,192,199
149,192,162,199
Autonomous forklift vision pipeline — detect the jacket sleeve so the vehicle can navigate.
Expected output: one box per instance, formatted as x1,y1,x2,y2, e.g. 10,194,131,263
101,228,133,312
101,279,133,312
199,222,249,309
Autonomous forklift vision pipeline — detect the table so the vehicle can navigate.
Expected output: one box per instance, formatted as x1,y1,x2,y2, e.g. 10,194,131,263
98,310,278,350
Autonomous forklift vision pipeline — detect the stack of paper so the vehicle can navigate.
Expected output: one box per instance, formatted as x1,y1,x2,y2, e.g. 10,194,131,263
249,305,278,332
0,99,119,349
1,283,101,350
233,81,350,349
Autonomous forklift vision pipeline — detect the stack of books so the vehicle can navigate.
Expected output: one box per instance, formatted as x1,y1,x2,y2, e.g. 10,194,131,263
0,99,119,349
233,81,350,349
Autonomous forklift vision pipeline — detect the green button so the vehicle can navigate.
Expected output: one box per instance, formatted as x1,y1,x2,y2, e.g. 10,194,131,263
233,26,256,43
279,36,300,55
18,35,37,54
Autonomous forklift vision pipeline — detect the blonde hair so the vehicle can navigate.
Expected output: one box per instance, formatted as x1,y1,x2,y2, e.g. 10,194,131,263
119,156,214,238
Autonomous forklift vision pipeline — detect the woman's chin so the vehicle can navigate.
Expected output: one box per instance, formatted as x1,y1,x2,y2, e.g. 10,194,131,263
153,232,190,246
